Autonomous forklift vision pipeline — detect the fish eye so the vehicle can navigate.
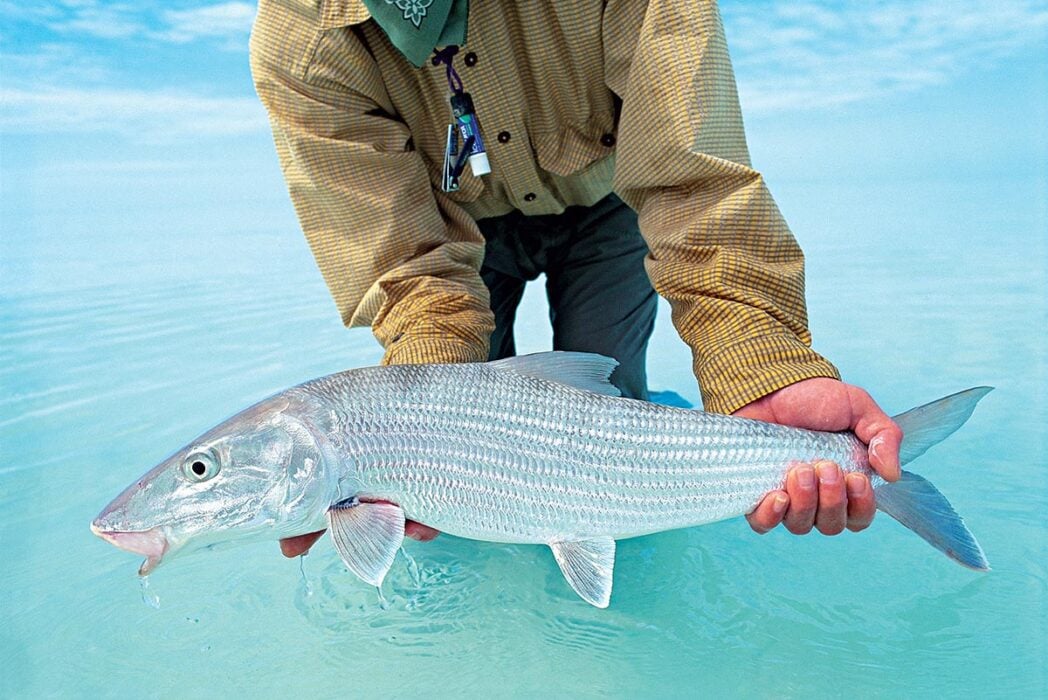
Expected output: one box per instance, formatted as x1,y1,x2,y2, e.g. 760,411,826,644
182,451,220,482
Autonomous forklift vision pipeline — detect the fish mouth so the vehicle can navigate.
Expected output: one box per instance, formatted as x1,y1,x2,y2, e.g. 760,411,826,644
91,522,168,575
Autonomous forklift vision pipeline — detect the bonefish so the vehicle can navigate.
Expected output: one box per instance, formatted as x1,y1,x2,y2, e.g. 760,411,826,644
92,352,990,607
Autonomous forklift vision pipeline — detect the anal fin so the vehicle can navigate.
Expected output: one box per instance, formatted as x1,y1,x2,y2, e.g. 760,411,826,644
549,537,616,608
327,499,405,587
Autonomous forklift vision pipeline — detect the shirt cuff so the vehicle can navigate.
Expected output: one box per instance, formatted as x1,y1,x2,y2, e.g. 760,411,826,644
382,335,489,366
372,280,494,366
696,334,841,415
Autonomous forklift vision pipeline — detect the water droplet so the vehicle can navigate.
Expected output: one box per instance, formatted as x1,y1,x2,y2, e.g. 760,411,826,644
139,576,161,609
298,554,314,598
400,546,422,588
376,584,390,610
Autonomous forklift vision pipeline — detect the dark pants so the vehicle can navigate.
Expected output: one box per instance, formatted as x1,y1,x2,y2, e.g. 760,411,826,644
477,194,657,400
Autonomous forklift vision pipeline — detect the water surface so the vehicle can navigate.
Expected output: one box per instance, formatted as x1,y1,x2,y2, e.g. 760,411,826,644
1,179,1045,697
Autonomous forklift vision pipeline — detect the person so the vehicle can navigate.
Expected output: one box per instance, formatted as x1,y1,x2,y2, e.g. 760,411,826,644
248,0,903,558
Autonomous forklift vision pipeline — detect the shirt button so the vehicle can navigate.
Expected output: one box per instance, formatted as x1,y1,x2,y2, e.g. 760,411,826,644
600,133,616,147
497,131,511,143
523,193,537,202
464,52,478,67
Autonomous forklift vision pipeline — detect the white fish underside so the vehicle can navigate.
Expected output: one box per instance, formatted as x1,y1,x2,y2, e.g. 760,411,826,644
303,363,868,545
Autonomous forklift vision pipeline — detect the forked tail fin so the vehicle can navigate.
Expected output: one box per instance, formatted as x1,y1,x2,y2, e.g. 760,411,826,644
874,387,993,571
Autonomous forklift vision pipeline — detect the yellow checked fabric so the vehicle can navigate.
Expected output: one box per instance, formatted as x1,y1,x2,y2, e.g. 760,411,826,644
250,0,841,414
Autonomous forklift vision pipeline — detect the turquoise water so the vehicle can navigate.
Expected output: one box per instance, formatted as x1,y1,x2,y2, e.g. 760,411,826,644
4,178,1043,695
2,176,1045,697
2,0,1045,692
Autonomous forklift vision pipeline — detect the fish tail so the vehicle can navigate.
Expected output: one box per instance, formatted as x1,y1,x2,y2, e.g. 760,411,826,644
873,387,993,571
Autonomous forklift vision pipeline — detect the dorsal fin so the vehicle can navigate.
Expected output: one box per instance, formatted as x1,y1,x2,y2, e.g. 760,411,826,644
488,351,620,397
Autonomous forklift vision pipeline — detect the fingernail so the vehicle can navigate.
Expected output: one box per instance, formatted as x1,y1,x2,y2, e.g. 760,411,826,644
869,436,900,480
797,466,815,490
846,473,867,497
772,494,788,515
817,463,840,485
869,436,883,462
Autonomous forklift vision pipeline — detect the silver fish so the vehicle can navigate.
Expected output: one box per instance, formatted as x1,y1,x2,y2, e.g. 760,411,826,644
92,352,991,607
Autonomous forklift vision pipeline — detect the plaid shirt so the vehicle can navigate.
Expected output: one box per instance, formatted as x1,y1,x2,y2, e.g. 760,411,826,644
249,0,840,413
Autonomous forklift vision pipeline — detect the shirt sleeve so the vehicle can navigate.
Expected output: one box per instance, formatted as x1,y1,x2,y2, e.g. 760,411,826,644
250,0,493,366
604,0,841,414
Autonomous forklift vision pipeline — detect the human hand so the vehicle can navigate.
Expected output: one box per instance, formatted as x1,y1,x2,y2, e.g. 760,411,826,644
278,506,440,558
734,377,902,536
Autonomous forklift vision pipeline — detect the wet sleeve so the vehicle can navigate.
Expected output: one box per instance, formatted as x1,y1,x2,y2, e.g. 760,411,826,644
604,0,840,414
250,0,493,366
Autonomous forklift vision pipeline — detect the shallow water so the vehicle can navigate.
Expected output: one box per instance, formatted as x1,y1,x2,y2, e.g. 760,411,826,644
1,179,1045,697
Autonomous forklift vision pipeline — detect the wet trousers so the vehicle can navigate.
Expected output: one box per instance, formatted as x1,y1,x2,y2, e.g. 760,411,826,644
477,194,657,400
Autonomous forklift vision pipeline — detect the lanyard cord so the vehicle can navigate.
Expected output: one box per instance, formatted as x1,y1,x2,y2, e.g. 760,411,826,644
431,46,464,94
435,45,490,186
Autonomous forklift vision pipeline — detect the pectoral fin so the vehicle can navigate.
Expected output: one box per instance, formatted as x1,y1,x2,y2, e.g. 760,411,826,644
549,537,616,608
326,499,405,587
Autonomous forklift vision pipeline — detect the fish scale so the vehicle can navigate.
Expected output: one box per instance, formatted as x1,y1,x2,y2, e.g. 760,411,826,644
298,362,868,543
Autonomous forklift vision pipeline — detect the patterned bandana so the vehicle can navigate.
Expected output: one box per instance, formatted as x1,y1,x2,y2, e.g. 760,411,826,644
362,0,469,67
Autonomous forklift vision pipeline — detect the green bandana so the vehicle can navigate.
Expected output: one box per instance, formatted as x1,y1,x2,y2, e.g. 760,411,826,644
362,0,469,67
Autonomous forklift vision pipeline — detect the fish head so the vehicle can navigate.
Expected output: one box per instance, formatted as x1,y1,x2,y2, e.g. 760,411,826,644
92,395,335,575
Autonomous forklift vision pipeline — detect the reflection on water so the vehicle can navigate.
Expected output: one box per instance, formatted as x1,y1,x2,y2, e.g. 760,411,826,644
1,194,1045,696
